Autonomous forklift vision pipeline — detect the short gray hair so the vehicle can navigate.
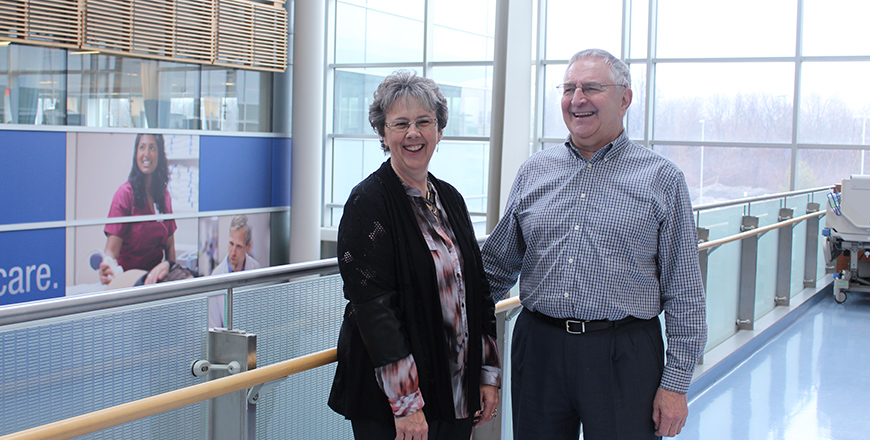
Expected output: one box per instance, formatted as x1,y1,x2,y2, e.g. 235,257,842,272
567,49,631,88
230,214,252,245
369,70,448,152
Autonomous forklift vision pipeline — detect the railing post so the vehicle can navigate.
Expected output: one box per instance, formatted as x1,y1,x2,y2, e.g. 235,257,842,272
737,216,759,330
697,227,709,292
473,307,507,440
208,329,257,440
803,202,821,288
775,208,794,306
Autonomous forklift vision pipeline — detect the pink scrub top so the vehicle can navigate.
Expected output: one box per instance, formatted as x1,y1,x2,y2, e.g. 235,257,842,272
104,181,177,272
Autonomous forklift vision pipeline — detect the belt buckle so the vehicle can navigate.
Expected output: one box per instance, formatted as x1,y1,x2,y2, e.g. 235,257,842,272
565,319,588,334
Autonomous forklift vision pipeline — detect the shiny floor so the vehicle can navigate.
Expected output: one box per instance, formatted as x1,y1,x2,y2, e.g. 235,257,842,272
675,293,870,440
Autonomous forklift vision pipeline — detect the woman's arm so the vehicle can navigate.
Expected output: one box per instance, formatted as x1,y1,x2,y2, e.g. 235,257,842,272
144,235,176,284
165,235,176,261
99,235,123,284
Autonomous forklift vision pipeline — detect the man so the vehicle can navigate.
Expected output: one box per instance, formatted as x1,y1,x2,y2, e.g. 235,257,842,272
209,214,262,328
481,49,707,439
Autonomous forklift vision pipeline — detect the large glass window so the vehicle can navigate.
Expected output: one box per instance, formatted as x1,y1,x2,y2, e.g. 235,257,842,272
1,43,272,132
799,62,870,145
802,0,870,57
328,0,870,221
327,0,495,228
535,0,869,202
431,0,496,61
334,1,425,64
656,0,797,58
544,0,621,60
0,45,67,125
653,62,795,143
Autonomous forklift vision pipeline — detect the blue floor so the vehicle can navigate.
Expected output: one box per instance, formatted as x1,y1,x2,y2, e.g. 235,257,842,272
675,293,870,440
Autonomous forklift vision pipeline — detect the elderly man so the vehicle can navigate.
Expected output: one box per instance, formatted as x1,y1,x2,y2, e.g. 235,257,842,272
208,214,262,328
482,49,707,439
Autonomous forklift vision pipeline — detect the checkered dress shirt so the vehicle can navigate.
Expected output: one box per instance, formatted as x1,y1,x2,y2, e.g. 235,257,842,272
482,131,707,393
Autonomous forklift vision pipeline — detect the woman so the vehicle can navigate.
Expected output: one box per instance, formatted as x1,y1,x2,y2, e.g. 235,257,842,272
99,133,177,286
328,70,500,440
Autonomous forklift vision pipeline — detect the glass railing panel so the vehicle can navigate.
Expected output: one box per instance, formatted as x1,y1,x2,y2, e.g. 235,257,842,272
750,199,782,319
0,296,210,438
697,205,744,350
784,193,810,297
232,274,353,439
814,189,831,282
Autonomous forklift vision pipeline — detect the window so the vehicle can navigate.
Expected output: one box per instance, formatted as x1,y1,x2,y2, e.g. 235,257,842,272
326,0,496,231
1,44,272,132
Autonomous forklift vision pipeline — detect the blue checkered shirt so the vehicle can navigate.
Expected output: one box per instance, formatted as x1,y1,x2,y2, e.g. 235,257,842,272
482,131,707,393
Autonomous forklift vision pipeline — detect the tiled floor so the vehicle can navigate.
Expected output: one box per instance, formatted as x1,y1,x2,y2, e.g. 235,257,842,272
675,293,870,440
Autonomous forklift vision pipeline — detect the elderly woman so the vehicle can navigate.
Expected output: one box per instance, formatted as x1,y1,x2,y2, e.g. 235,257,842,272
99,133,176,285
328,70,501,440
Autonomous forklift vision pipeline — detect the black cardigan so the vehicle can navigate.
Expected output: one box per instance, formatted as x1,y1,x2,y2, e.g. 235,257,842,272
328,159,497,424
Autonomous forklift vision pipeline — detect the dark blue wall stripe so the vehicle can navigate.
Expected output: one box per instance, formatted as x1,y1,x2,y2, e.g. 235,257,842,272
199,136,273,211
0,131,66,225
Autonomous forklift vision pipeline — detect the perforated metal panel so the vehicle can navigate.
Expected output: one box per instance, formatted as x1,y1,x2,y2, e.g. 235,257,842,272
233,274,354,440
0,297,209,438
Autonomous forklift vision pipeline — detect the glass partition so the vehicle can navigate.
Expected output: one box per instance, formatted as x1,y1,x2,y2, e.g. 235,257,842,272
697,205,743,350
750,200,782,320
0,296,210,438
233,275,352,439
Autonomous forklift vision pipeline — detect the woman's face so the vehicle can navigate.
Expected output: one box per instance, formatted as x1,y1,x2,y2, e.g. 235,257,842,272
383,98,441,185
136,135,160,175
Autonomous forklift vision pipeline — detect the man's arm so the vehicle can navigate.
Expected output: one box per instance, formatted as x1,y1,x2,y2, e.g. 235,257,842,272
480,171,526,302
658,172,708,394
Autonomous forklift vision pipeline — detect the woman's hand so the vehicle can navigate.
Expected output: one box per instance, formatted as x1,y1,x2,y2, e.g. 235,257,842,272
98,262,115,285
474,384,500,427
144,261,171,284
100,235,123,284
394,410,428,440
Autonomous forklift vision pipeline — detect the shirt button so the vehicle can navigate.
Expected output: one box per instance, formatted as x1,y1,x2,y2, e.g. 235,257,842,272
580,193,586,198
574,225,580,231
568,258,574,263
564,292,570,298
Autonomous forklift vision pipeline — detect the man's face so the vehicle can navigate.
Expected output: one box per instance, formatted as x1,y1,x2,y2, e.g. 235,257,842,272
561,57,632,154
227,228,250,272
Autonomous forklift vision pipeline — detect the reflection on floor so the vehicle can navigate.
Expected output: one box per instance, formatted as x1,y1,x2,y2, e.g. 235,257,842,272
675,293,870,440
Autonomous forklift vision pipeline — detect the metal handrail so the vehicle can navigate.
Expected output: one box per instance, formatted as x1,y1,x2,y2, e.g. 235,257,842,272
0,258,338,326
692,185,833,212
0,187,833,440
699,211,825,251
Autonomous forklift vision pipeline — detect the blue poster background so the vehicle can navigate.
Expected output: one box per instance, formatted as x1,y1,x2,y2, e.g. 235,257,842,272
0,228,66,305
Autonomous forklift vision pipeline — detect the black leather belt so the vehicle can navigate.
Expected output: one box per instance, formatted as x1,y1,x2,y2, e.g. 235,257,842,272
530,309,639,334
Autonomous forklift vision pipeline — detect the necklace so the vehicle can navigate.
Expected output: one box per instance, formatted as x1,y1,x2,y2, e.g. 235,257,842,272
424,181,440,217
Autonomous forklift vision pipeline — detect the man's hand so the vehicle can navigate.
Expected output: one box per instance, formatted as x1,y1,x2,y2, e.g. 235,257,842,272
394,410,428,440
652,387,688,437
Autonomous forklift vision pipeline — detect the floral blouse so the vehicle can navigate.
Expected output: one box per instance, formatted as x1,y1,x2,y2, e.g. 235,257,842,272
374,180,501,419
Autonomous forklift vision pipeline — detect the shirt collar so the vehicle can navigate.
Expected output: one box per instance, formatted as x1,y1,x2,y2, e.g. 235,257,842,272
564,130,629,162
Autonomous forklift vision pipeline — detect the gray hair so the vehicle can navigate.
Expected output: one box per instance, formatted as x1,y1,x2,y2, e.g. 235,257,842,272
230,214,252,245
567,49,631,88
369,70,448,152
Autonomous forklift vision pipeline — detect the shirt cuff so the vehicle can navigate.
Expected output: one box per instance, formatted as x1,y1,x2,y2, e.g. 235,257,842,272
480,365,502,388
660,366,694,394
390,389,425,418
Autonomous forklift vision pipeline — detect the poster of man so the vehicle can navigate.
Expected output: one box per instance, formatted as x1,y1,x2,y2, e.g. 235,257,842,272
202,213,270,328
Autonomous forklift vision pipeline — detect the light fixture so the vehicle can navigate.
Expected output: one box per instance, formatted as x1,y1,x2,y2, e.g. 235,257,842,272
70,50,100,55
0,41,11,47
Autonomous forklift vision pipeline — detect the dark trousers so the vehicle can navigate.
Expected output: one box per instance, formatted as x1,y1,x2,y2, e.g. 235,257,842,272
511,309,664,440
351,416,473,440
